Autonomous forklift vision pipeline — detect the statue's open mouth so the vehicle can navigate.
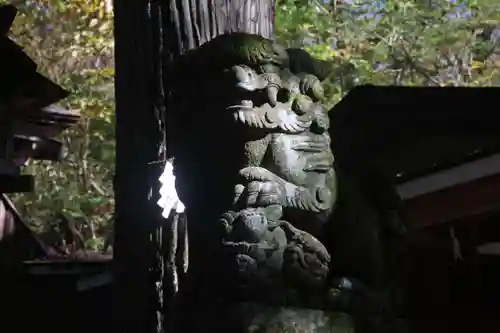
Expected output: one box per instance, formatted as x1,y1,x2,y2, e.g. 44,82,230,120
299,147,334,173
228,106,254,122
303,164,332,173
292,144,328,153
292,136,330,152
227,99,254,111
226,102,312,133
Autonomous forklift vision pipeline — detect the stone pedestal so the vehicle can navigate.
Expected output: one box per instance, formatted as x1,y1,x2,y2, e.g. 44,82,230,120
236,304,355,333
187,302,355,333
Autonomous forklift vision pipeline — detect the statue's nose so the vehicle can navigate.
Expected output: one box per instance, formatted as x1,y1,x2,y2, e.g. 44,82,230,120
310,119,325,134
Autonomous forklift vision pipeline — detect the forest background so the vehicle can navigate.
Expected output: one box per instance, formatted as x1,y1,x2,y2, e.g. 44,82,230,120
2,0,499,251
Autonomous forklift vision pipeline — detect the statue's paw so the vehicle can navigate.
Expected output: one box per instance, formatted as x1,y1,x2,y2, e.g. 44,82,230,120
239,166,279,182
235,167,286,208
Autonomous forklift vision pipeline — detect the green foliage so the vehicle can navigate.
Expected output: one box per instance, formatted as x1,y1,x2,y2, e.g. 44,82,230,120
5,0,114,251
277,0,500,106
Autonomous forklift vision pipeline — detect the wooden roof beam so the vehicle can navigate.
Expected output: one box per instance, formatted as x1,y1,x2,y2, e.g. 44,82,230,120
403,171,500,229
397,152,500,200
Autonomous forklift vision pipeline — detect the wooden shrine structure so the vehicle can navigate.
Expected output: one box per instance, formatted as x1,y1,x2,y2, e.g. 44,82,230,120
0,5,113,333
331,85,500,332
397,150,500,332
0,4,80,266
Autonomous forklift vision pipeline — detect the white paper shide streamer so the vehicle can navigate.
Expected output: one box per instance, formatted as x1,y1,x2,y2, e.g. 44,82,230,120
157,160,185,218
157,160,188,295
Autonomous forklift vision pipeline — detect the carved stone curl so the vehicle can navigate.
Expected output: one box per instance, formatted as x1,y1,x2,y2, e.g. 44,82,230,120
170,33,407,333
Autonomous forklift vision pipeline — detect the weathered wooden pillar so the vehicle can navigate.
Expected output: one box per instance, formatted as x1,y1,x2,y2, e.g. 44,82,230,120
114,0,275,333
113,1,165,332
113,1,277,332
159,0,277,327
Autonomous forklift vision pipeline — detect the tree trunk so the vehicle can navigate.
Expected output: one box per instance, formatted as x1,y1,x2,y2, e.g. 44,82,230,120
113,1,276,332
113,1,165,332
160,1,276,332
162,0,276,54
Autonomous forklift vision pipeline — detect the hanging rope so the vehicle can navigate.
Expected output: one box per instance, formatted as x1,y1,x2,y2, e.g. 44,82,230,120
449,227,463,262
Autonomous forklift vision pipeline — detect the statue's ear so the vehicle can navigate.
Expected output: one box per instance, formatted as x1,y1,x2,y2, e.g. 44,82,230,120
285,48,336,81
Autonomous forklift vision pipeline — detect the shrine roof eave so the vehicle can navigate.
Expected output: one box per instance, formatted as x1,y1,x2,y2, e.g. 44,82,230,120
397,152,500,200
329,85,500,184
402,170,500,229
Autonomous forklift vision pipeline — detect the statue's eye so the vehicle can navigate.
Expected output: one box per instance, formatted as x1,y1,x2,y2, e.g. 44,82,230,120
233,66,254,83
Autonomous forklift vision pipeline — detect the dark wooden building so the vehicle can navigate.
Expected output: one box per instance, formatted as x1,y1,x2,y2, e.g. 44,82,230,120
331,85,500,332
0,4,80,265
398,151,500,332
0,6,111,333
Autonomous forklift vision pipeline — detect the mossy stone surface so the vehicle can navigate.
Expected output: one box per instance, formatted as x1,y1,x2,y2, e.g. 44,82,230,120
229,303,355,333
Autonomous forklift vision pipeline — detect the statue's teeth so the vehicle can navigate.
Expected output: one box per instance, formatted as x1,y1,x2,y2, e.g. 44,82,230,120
267,86,279,106
241,100,253,107
238,111,246,123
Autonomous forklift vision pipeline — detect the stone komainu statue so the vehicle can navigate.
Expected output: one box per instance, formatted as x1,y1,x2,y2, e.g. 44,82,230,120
166,32,408,333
